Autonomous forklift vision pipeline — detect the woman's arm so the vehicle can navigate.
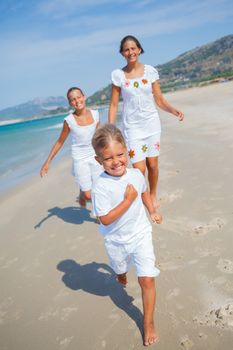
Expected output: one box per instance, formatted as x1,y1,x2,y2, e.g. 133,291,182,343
108,85,121,124
152,81,184,121
40,121,70,177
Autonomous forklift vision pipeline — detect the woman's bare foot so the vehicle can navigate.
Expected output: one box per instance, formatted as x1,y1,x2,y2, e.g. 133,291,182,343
143,322,159,346
78,192,86,207
117,272,127,285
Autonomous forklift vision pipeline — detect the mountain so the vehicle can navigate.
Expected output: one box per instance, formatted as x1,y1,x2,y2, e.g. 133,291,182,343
0,96,68,121
1,34,232,121
157,34,233,92
86,34,233,104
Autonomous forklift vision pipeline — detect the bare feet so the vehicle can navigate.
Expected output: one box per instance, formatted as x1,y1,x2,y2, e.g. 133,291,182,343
78,192,86,207
143,322,159,347
117,272,127,285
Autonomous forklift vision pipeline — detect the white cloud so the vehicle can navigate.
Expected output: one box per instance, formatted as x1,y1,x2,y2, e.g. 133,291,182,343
37,0,136,18
1,0,232,70
0,0,232,108
8,1,231,54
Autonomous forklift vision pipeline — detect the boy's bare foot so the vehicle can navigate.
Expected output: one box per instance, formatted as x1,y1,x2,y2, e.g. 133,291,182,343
143,322,159,346
78,192,86,207
117,272,127,285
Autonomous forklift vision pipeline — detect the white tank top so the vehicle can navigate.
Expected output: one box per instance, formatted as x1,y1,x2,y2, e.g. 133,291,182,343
64,109,99,161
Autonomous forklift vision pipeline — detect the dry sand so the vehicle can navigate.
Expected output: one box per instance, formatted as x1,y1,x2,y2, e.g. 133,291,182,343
0,81,233,349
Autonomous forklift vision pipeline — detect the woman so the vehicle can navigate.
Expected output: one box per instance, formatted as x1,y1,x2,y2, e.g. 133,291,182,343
108,35,184,207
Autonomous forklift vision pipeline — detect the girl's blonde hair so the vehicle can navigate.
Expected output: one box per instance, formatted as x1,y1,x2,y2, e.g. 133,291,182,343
92,124,126,156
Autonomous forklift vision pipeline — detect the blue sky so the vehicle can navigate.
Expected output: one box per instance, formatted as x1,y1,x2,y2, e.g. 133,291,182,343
0,0,232,110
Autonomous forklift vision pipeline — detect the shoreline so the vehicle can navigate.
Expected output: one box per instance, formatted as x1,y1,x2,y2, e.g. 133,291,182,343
1,78,230,127
0,104,111,127
0,111,71,127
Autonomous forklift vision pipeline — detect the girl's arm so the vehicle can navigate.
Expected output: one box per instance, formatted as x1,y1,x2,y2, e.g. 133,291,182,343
152,81,184,121
98,184,137,225
40,121,70,177
142,190,162,224
108,85,121,124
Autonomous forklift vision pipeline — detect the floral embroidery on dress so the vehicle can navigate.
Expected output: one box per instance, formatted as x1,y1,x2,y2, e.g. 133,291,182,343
142,79,148,85
133,81,139,88
142,144,148,153
155,142,160,151
125,80,130,87
128,149,135,158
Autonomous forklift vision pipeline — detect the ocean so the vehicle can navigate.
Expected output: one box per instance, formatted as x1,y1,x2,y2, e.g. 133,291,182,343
0,108,109,193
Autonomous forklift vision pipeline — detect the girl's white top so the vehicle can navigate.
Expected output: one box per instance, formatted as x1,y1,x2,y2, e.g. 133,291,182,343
64,109,99,161
111,64,161,141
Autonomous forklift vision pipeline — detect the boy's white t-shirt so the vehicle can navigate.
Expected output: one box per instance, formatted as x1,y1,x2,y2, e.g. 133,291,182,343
92,168,152,244
64,109,99,161
111,64,161,141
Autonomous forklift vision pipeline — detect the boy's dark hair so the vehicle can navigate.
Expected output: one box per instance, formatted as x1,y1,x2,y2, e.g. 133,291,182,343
92,124,126,156
119,35,144,54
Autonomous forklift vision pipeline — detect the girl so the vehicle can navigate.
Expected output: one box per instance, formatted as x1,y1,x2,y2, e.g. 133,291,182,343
108,35,184,208
40,87,102,207
92,124,162,346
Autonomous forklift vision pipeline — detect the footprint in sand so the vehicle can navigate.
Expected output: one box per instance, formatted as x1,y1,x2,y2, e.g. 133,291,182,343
213,276,227,285
180,335,194,349
159,189,183,204
192,218,225,236
198,332,208,340
56,336,74,349
166,288,180,300
169,312,180,328
194,246,221,257
38,306,78,321
158,260,182,271
217,258,233,274
198,303,233,329
158,255,184,271
160,168,179,179
194,303,233,329
1,257,19,269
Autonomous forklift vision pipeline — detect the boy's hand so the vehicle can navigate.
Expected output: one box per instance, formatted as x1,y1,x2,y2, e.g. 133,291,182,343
124,184,138,203
150,212,162,224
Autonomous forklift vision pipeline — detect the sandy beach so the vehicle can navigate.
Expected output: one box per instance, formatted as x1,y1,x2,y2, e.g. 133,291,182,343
0,81,233,350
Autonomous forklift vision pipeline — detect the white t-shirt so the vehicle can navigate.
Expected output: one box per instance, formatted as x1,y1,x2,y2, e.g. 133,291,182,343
64,109,99,161
111,64,161,141
92,168,152,244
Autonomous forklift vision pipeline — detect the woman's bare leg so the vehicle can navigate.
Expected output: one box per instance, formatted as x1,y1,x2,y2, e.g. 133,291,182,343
146,157,159,208
132,160,146,175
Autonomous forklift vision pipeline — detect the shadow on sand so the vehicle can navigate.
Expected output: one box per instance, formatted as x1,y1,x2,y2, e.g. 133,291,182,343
57,259,143,337
34,206,97,229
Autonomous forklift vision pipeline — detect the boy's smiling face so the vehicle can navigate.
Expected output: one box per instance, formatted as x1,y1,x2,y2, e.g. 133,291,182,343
96,141,128,177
